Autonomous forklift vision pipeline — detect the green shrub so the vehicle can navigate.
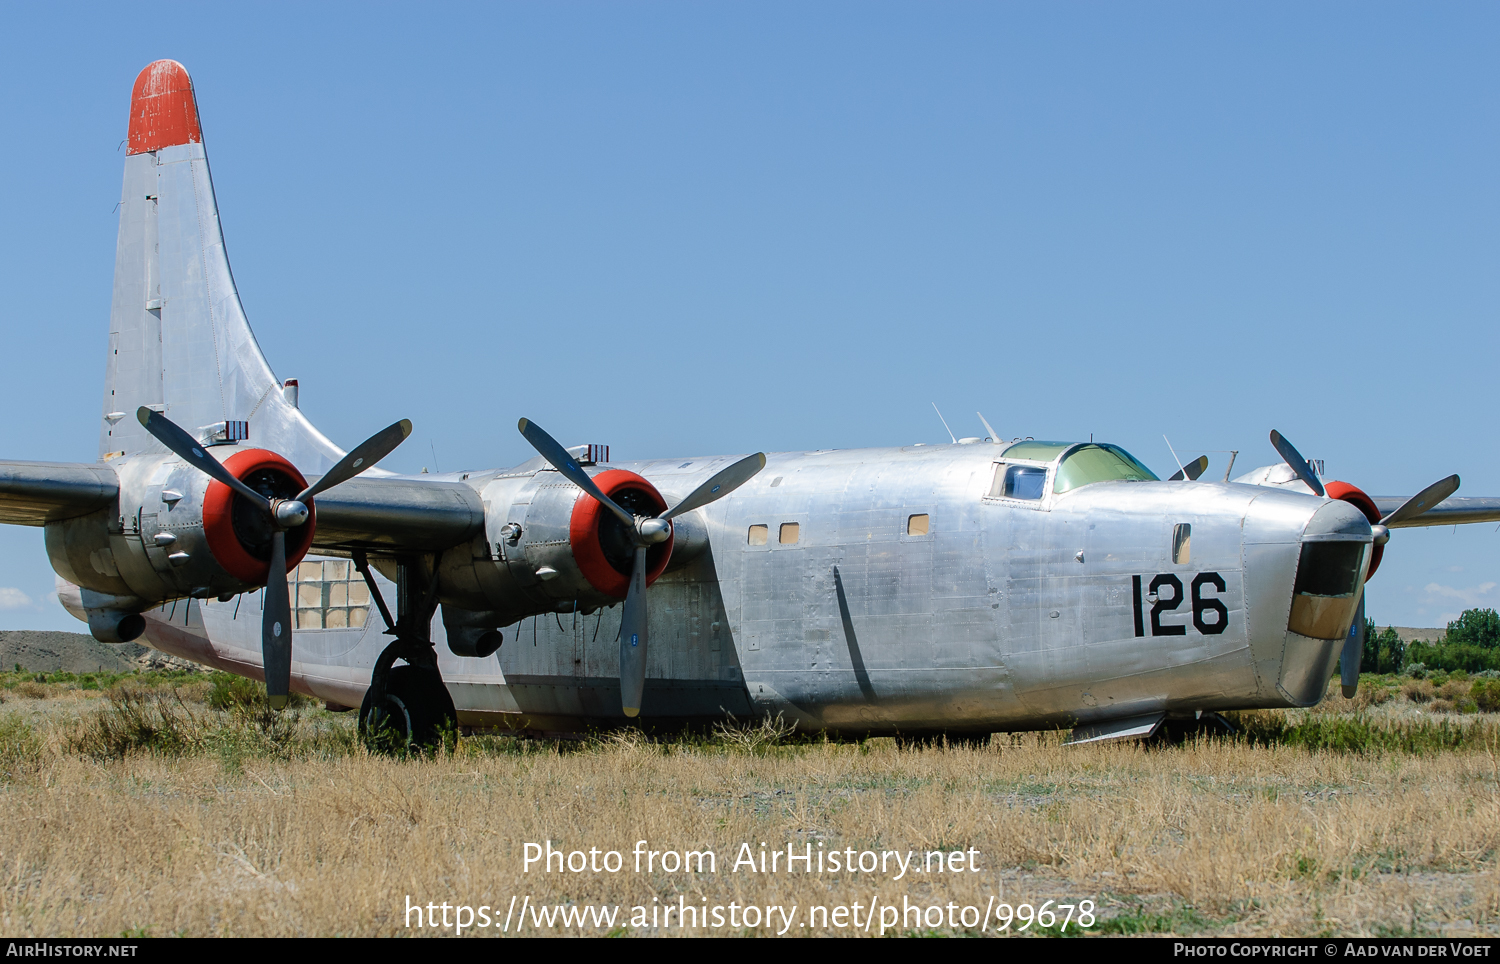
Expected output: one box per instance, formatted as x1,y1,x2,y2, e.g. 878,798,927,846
67,688,201,759
206,672,311,711
1472,679,1500,713
0,715,43,772
1407,641,1500,674
1228,711,1495,753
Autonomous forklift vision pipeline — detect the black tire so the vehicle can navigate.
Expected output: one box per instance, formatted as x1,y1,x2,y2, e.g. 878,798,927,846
359,665,458,753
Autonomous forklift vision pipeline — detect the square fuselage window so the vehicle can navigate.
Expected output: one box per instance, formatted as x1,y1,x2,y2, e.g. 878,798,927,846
747,524,769,546
907,513,930,536
779,523,800,545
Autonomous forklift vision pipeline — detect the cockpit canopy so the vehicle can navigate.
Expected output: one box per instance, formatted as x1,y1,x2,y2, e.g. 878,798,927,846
997,441,1158,497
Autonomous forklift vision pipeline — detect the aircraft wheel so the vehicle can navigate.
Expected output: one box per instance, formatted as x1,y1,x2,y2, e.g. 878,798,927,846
359,665,458,753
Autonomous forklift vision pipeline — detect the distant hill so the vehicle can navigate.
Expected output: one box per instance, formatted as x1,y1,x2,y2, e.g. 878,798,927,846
0,631,203,674
1381,626,1446,643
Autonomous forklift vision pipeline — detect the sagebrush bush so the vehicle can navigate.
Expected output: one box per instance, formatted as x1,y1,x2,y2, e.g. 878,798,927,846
1401,680,1435,703
1438,680,1472,702
0,715,42,772
205,673,312,711
713,712,797,754
66,687,202,759
1470,679,1500,713
66,684,345,763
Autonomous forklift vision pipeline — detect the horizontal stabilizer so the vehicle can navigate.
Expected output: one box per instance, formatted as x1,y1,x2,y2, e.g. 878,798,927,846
0,461,118,526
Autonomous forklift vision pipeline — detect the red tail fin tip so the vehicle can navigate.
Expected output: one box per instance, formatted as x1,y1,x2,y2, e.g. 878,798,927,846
127,60,201,155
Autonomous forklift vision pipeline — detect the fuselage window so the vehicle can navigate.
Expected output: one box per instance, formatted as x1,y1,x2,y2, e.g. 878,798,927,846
907,513,930,536
1172,523,1191,565
1053,443,1158,494
292,559,370,630
779,523,800,545
991,464,1047,501
748,524,768,546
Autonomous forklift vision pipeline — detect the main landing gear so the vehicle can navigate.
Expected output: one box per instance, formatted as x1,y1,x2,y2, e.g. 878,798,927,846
351,551,458,753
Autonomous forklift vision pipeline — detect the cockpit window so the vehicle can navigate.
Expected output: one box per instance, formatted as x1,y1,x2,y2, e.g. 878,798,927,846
990,464,1048,500
1053,443,1159,494
1000,440,1074,461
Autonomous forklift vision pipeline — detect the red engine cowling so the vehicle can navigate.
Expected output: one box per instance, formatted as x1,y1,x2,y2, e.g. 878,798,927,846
568,469,673,597
202,448,316,583
1324,480,1382,580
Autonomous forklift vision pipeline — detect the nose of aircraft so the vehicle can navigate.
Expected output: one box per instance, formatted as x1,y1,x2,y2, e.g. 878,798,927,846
1288,499,1372,641
1243,494,1372,706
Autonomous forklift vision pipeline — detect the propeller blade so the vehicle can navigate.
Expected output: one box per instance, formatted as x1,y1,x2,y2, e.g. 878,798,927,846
619,545,649,718
1340,590,1365,699
137,407,271,511
1379,474,1460,527
296,418,413,503
263,529,293,709
1269,430,1325,497
517,418,635,528
661,453,767,522
1167,455,1210,482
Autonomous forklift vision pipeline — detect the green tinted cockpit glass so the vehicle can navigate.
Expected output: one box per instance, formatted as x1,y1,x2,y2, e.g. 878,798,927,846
999,441,1074,462
1053,444,1159,494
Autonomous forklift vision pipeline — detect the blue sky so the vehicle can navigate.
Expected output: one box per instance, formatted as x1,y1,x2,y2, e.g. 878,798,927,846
1,3,1497,630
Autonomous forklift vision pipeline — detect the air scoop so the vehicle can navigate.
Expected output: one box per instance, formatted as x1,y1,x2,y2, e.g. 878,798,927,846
1288,499,1371,642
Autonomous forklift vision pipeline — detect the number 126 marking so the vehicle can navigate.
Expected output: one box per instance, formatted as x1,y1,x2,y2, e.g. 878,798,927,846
1131,572,1229,637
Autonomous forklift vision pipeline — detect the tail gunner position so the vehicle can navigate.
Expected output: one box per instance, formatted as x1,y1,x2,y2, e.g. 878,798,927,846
3,61,1496,747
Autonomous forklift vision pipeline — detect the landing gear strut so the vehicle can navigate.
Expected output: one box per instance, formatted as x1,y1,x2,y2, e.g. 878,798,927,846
352,550,457,752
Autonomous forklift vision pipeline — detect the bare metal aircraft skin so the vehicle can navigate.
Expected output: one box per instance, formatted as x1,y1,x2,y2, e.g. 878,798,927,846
5,61,1496,742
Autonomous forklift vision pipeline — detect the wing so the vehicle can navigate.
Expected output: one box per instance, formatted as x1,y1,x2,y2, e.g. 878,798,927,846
1371,496,1500,528
308,476,485,551
0,459,483,552
0,461,119,525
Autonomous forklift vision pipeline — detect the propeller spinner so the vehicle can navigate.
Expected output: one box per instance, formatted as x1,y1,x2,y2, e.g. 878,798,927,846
518,418,766,716
137,408,412,708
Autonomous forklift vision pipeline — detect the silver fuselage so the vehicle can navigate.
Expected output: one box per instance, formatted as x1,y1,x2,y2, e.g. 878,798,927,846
95,440,1367,735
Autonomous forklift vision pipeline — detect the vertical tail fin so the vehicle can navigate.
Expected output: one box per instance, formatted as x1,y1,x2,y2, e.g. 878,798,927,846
101,60,341,471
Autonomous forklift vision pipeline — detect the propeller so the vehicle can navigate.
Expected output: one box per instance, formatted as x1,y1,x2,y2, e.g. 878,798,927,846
518,418,766,716
138,408,412,708
1340,590,1365,699
1268,432,1460,699
1168,455,1209,482
1378,474,1460,529
1269,430,1324,496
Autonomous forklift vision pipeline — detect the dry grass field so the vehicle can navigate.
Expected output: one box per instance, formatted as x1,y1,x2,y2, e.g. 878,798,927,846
0,670,1496,938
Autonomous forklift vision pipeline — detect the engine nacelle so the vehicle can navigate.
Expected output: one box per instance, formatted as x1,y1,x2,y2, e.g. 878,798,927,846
430,466,686,634
1324,480,1383,579
515,467,673,603
45,447,315,641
